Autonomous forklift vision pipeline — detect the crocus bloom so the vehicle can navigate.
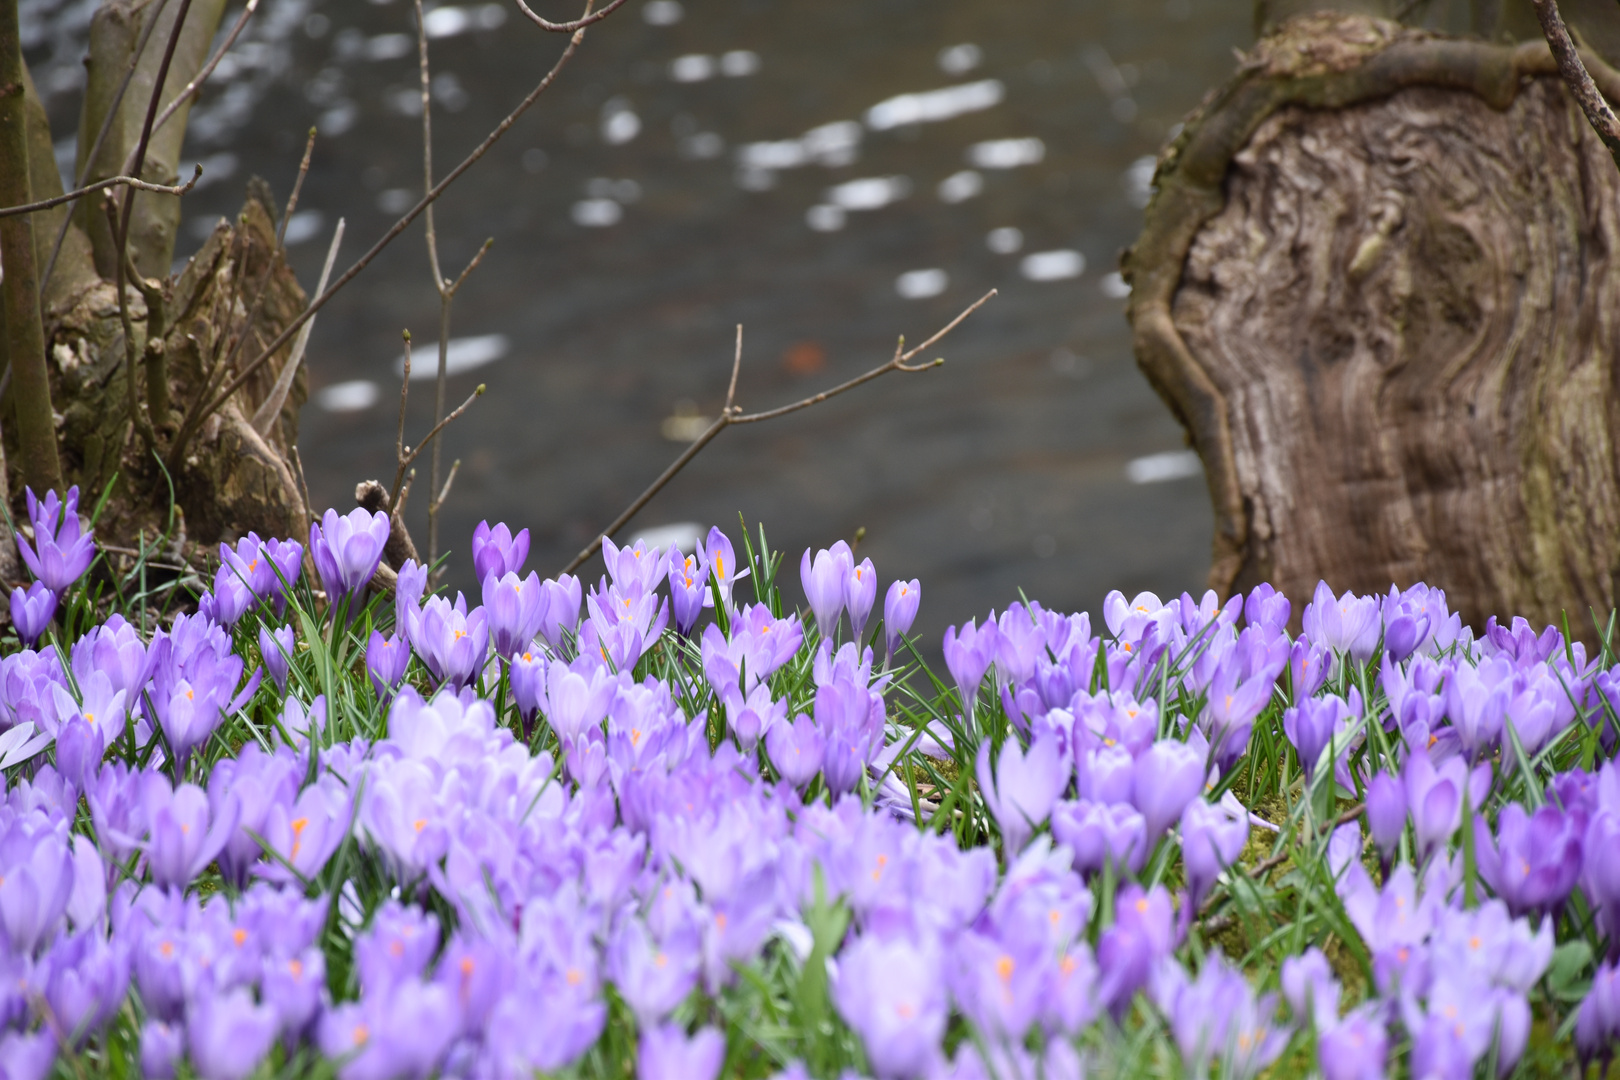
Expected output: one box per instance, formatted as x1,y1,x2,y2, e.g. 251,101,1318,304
1318,1005,1389,1080
1365,771,1407,872
1283,689,1360,784
1280,947,1339,1030
1474,802,1584,920
10,582,55,647
411,595,489,690
766,712,826,788
832,931,947,1079
1302,581,1381,662
1442,656,1513,762
608,917,701,1023
1244,583,1290,634
43,927,130,1048
1097,884,1176,1020
508,649,546,738
801,542,852,640
259,623,295,694
703,527,749,610
846,557,877,641
188,986,280,1080
538,573,583,650
472,519,530,582
141,1020,183,1080
884,578,921,662
308,507,390,608
1132,738,1205,843
1051,799,1147,876
1577,960,1620,1067
637,1023,724,1080
18,485,96,597
977,731,1066,855
0,819,74,954
145,778,241,889
1155,953,1288,1079
1404,751,1489,865
483,570,547,659
1180,796,1249,910
55,713,105,792
943,617,999,723
668,549,709,636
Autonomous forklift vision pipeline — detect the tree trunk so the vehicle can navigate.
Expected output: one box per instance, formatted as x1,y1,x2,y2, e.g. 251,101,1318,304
1125,13,1620,639
0,0,311,576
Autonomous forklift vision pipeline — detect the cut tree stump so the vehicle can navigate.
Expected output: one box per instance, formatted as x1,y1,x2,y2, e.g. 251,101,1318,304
1126,13,1620,640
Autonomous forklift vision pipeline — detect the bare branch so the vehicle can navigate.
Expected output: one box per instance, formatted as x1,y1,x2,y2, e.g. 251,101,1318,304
251,215,344,434
112,0,198,268
0,166,201,218
450,237,495,294
149,0,260,139
1531,0,1620,168
433,458,461,510
277,128,317,248
510,0,628,33
397,384,485,480
390,330,414,507
414,0,444,289
206,18,589,430
560,290,996,575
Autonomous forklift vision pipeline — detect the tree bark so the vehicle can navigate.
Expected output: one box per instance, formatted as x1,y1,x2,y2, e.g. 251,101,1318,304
1125,13,1620,639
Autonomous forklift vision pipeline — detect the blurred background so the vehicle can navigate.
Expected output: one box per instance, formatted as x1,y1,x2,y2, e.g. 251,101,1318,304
22,0,1251,646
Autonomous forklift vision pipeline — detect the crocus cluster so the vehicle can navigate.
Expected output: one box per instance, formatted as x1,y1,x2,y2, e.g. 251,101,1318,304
3,490,1620,1079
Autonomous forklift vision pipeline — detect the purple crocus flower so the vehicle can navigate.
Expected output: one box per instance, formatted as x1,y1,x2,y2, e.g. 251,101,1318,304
71,613,146,706
188,985,280,1080
638,1023,724,1080
1365,772,1407,873
801,542,852,641
1289,637,1331,702
18,485,96,597
1097,884,1176,1020
1201,661,1274,774
482,570,547,659
1155,953,1288,1079
1279,946,1339,1031
948,925,1050,1041
1051,799,1147,877
508,649,546,739
42,927,130,1047
141,1020,183,1080
1474,801,1584,920
1132,738,1205,843
410,595,489,690
766,712,826,789
977,731,1067,855
10,583,55,647
472,519,530,583
145,777,241,889
308,507,390,608
1076,741,1135,805
259,624,295,695
668,549,709,637
55,713,105,792
1577,960,1620,1068
262,948,326,1041
846,557,878,641
1302,581,1381,662
538,573,584,651
608,917,701,1023
832,931,947,1079
0,818,74,954
318,979,456,1080
1442,656,1512,762
703,527,749,611
356,901,441,993
205,562,256,628
1244,583,1290,634
1283,689,1360,784
1318,1005,1389,1080
363,630,409,705
884,578,921,662
1404,751,1489,865
943,617,999,724
1180,796,1249,911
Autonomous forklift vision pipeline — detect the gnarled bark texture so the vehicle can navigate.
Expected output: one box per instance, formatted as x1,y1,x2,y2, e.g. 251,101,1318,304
1126,13,1620,636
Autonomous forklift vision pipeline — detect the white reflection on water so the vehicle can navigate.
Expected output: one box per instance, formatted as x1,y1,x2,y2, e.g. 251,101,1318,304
670,54,716,83
1019,249,1083,281
937,43,982,76
986,227,1023,254
864,79,1003,131
896,268,948,300
642,0,683,25
317,380,380,413
572,198,623,227
1127,450,1202,484
937,170,983,203
968,138,1045,169
394,335,511,380
825,176,911,211
806,205,845,232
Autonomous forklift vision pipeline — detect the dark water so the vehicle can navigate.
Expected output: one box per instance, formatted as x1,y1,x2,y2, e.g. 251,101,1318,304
24,0,1252,646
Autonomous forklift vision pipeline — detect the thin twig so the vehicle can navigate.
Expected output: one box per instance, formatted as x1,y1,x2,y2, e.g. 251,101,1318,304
450,238,495,293
112,0,198,274
0,167,202,218
510,0,628,33
149,0,260,139
105,198,159,452
397,384,485,480
276,129,318,248
390,331,414,506
1531,0,1620,167
433,459,461,511
251,216,344,434
209,18,592,417
559,290,996,575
